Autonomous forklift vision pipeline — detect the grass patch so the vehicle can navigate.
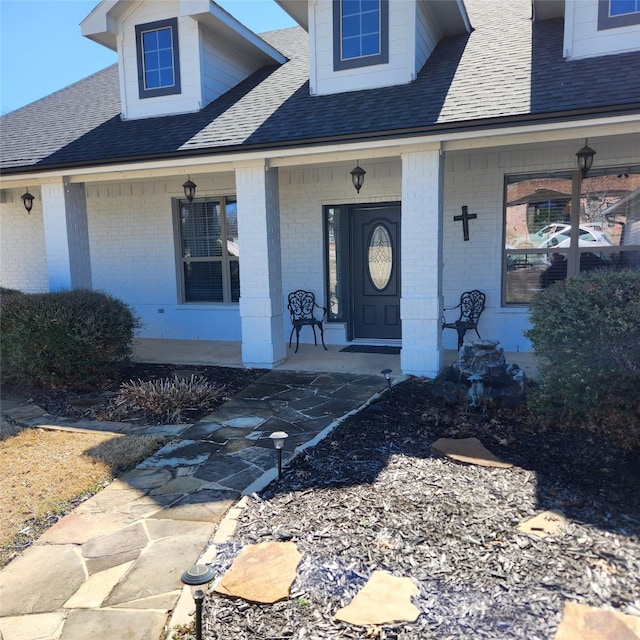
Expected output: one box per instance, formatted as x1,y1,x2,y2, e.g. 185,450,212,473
0,425,167,567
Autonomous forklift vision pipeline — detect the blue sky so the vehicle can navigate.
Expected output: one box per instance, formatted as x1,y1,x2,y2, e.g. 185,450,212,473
0,0,296,115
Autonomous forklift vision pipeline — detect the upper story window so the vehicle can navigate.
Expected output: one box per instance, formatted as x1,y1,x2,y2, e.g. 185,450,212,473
598,0,640,30
333,0,389,71
135,18,181,99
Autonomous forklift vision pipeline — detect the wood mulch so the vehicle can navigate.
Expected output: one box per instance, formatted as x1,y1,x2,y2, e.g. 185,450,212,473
200,377,640,640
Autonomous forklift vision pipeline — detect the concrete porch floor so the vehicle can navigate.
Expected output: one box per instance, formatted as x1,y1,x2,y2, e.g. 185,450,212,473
133,339,538,379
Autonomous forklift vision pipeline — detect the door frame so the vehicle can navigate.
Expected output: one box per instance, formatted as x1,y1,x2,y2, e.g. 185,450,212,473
324,201,402,343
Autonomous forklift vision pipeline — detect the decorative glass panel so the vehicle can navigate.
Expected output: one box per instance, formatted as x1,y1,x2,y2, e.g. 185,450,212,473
326,207,345,321
368,224,392,290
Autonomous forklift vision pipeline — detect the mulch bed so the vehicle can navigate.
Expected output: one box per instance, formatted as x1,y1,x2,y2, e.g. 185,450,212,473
200,377,640,640
1,363,267,426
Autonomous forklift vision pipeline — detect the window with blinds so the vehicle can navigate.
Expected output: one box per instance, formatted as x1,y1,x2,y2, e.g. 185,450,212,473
176,196,239,303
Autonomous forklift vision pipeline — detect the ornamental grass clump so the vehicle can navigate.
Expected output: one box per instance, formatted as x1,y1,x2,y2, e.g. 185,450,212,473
105,374,224,424
525,269,640,445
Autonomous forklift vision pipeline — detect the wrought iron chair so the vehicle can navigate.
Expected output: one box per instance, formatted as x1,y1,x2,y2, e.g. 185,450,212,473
442,290,486,350
287,290,328,353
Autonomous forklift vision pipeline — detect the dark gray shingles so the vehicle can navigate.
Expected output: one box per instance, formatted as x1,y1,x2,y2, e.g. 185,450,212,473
2,0,639,173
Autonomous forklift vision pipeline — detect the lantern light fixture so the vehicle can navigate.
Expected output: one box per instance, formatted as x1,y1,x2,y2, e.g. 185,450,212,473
21,189,35,214
182,176,197,203
576,140,596,178
350,162,366,193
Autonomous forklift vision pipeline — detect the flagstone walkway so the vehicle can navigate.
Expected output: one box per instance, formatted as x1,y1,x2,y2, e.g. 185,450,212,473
0,369,389,640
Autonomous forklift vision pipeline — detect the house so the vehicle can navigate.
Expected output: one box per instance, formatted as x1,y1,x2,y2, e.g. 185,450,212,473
1,0,639,376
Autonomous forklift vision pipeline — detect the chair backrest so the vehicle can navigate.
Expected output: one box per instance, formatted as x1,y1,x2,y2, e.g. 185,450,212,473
288,290,318,321
459,290,486,324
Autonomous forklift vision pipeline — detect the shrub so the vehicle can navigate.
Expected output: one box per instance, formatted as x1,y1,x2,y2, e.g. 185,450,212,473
0,289,141,388
104,375,224,424
525,269,640,429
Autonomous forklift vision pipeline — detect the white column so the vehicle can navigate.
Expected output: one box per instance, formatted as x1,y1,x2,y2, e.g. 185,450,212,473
400,148,443,376
41,178,92,291
235,162,286,368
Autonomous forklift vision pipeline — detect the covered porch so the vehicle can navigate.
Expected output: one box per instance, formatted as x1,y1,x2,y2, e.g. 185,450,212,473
132,338,538,379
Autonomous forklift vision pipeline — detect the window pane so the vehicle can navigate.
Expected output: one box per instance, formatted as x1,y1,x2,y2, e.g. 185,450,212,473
156,27,173,48
361,33,380,56
361,9,380,34
158,49,173,68
143,31,158,50
342,14,360,37
609,0,639,16
159,68,175,87
145,70,161,89
326,207,345,321
181,201,222,258
230,261,240,302
342,37,361,59
342,0,360,16
184,261,223,302
225,198,239,256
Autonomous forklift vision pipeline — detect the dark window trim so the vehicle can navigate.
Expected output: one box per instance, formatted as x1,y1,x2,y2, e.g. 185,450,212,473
332,0,389,71
135,17,181,99
597,0,640,30
173,196,239,305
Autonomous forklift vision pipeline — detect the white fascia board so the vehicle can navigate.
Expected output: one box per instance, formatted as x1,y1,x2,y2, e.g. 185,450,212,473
274,0,309,31
81,0,134,51
1,114,638,187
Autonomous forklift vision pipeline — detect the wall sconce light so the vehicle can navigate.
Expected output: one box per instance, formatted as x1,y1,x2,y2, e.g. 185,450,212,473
181,564,215,640
576,140,596,178
182,176,197,203
21,189,35,214
269,431,289,480
350,162,366,193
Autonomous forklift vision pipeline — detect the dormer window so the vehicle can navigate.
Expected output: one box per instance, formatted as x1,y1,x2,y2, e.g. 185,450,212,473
598,0,640,29
333,0,389,71
135,18,181,99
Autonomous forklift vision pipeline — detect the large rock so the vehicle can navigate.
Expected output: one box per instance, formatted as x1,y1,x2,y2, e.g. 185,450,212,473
434,340,526,409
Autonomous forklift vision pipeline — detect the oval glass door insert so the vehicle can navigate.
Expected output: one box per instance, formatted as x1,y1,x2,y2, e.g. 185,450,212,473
368,224,393,291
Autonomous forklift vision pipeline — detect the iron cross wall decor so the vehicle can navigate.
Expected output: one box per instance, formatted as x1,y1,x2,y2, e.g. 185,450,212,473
454,205,478,241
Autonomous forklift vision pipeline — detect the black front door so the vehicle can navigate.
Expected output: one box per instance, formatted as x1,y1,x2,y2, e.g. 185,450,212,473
351,207,401,340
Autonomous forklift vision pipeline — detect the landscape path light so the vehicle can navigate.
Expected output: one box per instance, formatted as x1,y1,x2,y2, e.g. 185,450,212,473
381,368,393,397
269,431,289,480
181,564,215,640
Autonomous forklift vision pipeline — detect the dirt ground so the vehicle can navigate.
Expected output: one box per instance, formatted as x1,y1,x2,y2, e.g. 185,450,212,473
0,363,266,568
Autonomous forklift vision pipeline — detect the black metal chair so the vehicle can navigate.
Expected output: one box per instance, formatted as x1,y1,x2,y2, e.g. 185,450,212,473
287,290,328,353
442,290,486,350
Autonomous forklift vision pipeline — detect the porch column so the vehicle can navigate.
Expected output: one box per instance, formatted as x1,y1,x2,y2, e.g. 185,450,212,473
41,178,92,291
236,162,286,368
400,148,443,376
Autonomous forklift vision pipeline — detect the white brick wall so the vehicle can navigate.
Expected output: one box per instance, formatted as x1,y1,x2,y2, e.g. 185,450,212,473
0,190,48,293
279,159,402,345
442,135,640,352
86,175,242,341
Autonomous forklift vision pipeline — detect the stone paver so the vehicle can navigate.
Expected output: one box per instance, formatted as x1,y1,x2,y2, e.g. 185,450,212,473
334,570,421,626
553,601,640,639
0,369,387,639
214,541,302,603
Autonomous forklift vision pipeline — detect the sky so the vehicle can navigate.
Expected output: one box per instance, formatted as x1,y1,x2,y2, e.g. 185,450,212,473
0,0,296,115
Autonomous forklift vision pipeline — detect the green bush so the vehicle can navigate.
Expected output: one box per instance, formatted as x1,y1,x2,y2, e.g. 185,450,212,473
525,269,640,426
1,289,141,388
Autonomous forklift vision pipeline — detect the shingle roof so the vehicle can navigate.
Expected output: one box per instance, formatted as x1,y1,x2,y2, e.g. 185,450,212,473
2,0,639,174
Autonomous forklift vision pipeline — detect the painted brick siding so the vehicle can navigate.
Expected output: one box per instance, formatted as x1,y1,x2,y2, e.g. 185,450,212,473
86,175,241,341
442,135,640,352
0,190,48,293
279,159,402,345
